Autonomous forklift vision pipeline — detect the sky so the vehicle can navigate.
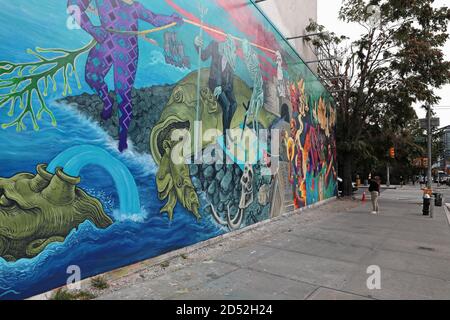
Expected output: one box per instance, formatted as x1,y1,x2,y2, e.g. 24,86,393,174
317,0,450,128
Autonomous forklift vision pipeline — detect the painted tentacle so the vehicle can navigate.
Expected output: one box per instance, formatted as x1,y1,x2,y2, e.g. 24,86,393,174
226,205,244,231
156,140,176,219
210,204,228,226
160,189,177,220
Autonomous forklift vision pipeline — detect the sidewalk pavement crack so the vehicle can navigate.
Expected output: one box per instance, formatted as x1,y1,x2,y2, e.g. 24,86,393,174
163,266,241,300
241,264,360,296
305,286,376,300
304,286,321,300
260,242,369,265
273,232,380,250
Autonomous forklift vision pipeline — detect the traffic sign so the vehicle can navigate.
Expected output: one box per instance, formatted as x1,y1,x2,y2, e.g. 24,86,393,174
419,118,440,129
412,157,429,169
414,136,426,143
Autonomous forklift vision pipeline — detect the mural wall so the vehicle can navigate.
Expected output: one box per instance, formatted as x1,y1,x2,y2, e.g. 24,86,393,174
0,0,336,299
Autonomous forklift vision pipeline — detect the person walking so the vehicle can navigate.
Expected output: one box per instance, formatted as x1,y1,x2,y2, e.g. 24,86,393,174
369,176,381,214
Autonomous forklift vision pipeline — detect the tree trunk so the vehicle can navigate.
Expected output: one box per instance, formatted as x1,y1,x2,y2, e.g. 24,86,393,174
342,151,353,197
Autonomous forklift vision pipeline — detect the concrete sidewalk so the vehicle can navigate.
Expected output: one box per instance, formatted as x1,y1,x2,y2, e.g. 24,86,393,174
96,186,450,300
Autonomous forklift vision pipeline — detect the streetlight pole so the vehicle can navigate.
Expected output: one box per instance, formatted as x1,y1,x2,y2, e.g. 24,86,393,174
427,105,432,189
386,163,390,187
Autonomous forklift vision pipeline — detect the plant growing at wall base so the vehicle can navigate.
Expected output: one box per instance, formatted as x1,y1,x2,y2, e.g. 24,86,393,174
90,276,110,290
51,288,96,301
0,40,96,131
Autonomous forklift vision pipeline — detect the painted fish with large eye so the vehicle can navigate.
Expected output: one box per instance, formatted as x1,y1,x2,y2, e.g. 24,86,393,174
151,69,277,221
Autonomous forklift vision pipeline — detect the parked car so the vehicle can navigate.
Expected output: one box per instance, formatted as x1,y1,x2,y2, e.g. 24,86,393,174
438,172,448,185
438,175,448,184
337,177,358,195
444,176,450,186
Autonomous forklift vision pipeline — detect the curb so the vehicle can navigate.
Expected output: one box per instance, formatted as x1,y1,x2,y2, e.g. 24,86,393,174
444,203,450,227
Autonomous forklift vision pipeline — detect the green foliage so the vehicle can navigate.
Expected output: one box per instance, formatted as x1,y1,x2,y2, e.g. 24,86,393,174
51,288,96,301
306,0,450,194
90,276,110,290
0,40,96,131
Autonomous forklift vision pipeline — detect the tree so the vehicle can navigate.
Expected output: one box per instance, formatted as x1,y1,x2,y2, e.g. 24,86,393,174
306,0,450,195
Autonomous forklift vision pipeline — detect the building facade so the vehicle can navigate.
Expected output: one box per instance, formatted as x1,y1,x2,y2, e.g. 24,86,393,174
440,125,450,173
258,0,318,71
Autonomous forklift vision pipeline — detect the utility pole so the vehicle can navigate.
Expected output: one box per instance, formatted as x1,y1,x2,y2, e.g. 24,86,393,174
427,105,432,189
386,164,390,187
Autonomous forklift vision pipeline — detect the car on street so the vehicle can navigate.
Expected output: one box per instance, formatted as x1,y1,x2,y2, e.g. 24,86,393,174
337,177,358,196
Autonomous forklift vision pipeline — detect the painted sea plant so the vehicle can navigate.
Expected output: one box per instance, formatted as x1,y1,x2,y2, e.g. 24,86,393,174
0,40,95,131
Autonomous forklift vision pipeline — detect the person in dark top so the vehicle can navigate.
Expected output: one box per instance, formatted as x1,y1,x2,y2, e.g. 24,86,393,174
368,176,381,214
194,35,237,147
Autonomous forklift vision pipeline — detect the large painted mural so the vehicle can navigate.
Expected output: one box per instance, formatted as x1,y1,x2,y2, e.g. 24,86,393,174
0,0,336,299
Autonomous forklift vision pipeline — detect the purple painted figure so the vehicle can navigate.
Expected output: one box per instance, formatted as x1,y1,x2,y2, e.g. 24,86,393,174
68,0,183,152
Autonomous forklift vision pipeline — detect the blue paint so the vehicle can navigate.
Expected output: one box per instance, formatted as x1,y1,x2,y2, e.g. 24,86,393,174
0,102,223,301
48,145,141,215
0,0,256,299
217,123,268,171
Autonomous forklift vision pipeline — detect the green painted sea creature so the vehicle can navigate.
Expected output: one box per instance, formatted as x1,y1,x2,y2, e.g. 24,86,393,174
150,69,276,220
157,139,200,220
0,164,112,262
